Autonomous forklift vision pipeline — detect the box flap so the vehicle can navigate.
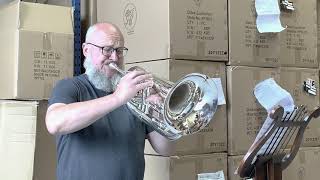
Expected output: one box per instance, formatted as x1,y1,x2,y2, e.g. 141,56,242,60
0,0,19,30
19,1,73,34
0,29,18,99
0,100,38,179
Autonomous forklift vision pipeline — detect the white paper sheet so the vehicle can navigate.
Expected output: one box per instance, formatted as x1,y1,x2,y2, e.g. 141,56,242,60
255,0,286,33
253,78,295,155
254,78,294,113
212,78,226,106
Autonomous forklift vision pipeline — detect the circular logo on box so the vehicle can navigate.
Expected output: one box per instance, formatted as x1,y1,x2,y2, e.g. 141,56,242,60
123,3,137,35
193,0,203,7
298,167,305,180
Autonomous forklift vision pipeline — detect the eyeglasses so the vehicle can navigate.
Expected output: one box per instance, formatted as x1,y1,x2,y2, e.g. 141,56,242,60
86,43,128,57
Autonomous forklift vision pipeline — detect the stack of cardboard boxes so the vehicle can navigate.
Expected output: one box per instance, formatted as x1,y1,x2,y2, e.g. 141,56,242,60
97,0,320,179
227,0,320,179
98,0,229,179
0,1,74,180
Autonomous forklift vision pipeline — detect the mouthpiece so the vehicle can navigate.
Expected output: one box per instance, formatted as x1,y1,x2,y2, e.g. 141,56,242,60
109,63,126,76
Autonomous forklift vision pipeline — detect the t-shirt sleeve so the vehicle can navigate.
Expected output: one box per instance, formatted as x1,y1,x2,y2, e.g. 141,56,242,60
146,124,155,134
48,78,79,106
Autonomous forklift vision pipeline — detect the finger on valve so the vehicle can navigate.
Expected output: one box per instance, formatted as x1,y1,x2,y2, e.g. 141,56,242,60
146,94,163,105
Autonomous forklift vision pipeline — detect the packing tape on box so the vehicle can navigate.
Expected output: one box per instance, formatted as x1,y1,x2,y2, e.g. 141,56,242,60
252,44,260,60
211,64,222,79
294,47,302,65
199,132,206,153
197,40,205,57
231,140,237,155
253,68,260,82
299,150,306,164
296,69,302,84
296,71,305,101
195,158,204,176
43,32,53,50
44,82,53,98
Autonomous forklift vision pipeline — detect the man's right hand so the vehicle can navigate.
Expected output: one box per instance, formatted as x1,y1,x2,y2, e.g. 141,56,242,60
113,70,154,104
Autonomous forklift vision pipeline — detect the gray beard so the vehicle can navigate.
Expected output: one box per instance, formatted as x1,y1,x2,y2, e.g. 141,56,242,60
84,58,121,93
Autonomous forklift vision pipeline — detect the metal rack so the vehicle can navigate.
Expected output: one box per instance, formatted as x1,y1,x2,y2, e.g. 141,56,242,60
72,0,82,76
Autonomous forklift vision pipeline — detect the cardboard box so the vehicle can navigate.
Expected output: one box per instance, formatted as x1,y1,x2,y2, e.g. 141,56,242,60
280,67,320,147
227,66,320,155
144,153,227,180
0,1,74,100
228,147,320,180
279,0,318,68
228,0,317,68
282,147,320,180
227,66,280,155
229,0,280,67
126,60,227,155
22,0,72,7
0,100,56,180
97,0,228,63
318,0,320,67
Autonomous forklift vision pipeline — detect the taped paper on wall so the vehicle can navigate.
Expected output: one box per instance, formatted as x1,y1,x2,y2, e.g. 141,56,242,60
255,0,286,33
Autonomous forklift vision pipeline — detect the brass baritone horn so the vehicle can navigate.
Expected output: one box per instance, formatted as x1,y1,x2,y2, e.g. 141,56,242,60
109,63,218,140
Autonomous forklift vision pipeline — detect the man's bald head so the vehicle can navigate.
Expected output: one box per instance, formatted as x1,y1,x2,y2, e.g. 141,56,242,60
85,22,124,44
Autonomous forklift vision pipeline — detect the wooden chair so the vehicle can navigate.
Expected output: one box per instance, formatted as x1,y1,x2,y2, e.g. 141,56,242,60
237,105,320,180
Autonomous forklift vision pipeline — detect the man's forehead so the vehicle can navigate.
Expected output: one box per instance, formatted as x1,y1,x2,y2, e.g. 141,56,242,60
90,30,123,45
95,23,117,32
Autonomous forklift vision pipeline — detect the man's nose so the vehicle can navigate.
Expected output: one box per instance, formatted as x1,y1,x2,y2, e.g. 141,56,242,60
109,50,118,61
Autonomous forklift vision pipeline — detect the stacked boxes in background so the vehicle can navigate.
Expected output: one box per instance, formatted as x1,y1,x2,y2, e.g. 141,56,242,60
97,0,228,63
98,0,229,179
227,0,320,179
0,1,74,99
0,0,318,179
228,0,317,68
227,67,320,155
0,1,74,180
0,101,56,180
318,0,320,67
101,0,320,179
144,153,227,180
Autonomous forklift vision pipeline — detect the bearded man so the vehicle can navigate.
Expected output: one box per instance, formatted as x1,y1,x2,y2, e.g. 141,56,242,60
45,22,174,180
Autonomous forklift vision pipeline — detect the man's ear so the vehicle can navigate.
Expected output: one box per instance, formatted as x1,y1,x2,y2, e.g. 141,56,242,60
82,43,89,57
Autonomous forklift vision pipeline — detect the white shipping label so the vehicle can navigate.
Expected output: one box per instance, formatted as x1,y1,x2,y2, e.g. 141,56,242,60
303,78,317,96
198,170,225,180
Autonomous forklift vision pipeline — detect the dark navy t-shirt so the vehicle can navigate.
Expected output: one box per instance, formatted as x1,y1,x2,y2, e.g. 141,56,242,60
48,74,153,180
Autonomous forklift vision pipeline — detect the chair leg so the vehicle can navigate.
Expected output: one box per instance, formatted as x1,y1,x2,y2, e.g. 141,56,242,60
255,164,267,180
254,160,282,180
